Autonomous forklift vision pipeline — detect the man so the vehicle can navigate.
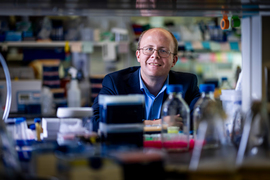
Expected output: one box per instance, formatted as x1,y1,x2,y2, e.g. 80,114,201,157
91,27,201,132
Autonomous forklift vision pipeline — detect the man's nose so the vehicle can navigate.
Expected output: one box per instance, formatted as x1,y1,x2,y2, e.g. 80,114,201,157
151,50,160,58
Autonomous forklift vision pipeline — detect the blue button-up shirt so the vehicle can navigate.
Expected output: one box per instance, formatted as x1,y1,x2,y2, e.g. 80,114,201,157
139,68,168,120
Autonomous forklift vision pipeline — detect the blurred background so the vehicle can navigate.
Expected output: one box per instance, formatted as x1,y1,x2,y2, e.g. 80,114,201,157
0,15,241,111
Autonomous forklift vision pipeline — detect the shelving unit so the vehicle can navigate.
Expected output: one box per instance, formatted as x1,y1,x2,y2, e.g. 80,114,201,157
0,41,240,50
0,41,121,48
178,41,241,52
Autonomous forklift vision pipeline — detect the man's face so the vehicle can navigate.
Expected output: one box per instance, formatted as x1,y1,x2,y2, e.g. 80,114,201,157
136,29,178,80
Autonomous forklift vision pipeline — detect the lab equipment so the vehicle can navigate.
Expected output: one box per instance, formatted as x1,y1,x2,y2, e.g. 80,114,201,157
220,89,242,141
220,77,231,90
42,117,89,145
15,117,30,141
68,67,81,107
34,118,43,141
161,84,190,152
42,118,61,140
193,84,215,140
42,65,60,89
29,124,36,140
56,107,94,145
99,94,145,148
0,67,35,80
0,117,21,175
0,53,21,177
235,70,242,91
57,107,93,132
235,100,270,180
231,107,244,149
0,80,42,113
71,54,91,106
236,101,270,165
41,86,55,116
6,118,16,139
189,100,233,171
15,117,34,161
111,27,128,42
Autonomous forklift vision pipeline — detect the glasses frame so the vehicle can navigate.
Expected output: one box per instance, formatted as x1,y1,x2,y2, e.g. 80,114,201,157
137,47,176,58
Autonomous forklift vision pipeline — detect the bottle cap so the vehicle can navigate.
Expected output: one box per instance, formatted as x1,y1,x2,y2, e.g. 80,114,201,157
221,77,228,81
34,118,41,123
69,67,78,79
166,84,183,94
15,117,26,124
199,84,215,93
29,124,36,130
6,118,16,125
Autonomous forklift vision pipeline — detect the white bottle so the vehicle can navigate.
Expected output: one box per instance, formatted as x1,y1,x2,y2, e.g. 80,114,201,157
68,67,81,107
41,87,55,116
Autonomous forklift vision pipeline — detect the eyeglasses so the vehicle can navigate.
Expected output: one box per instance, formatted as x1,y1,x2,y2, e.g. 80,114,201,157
138,47,175,58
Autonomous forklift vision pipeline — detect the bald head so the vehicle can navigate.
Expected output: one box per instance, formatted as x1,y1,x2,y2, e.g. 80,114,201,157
137,28,178,55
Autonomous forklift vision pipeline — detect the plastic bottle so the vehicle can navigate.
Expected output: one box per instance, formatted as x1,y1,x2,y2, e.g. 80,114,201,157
29,124,36,140
161,84,190,152
68,67,81,107
77,60,91,106
15,117,30,141
220,77,231,90
189,100,233,171
15,117,34,161
41,86,55,116
193,84,215,140
5,118,16,140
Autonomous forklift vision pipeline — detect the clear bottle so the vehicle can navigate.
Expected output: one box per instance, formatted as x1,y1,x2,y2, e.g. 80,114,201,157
41,86,55,116
15,117,30,141
161,84,190,152
189,100,234,171
68,67,81,107
5,118,16,140
236,101,270,166
220,77,231,90
15,117,33,161
193,84,215,140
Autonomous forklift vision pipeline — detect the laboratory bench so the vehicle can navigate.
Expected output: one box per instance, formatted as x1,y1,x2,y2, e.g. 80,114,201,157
3,127,270,180
5,111,270,180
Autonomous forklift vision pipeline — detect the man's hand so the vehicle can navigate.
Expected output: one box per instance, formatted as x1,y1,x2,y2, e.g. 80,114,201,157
144,119,162,126
143,114,183,130
162,114,183,130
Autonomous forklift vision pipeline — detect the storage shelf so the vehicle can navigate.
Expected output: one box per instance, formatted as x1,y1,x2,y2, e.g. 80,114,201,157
133,40,241,52
0,41,122,48
0,0,267,17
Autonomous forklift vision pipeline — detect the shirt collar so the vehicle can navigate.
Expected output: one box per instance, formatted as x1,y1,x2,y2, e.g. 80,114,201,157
139,67,169,94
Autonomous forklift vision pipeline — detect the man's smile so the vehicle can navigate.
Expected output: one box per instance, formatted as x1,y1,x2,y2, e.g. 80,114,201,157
148,62,161,66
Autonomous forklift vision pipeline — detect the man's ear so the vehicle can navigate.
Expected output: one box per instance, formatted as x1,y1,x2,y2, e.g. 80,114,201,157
171,55,178,67
136,50,141,62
